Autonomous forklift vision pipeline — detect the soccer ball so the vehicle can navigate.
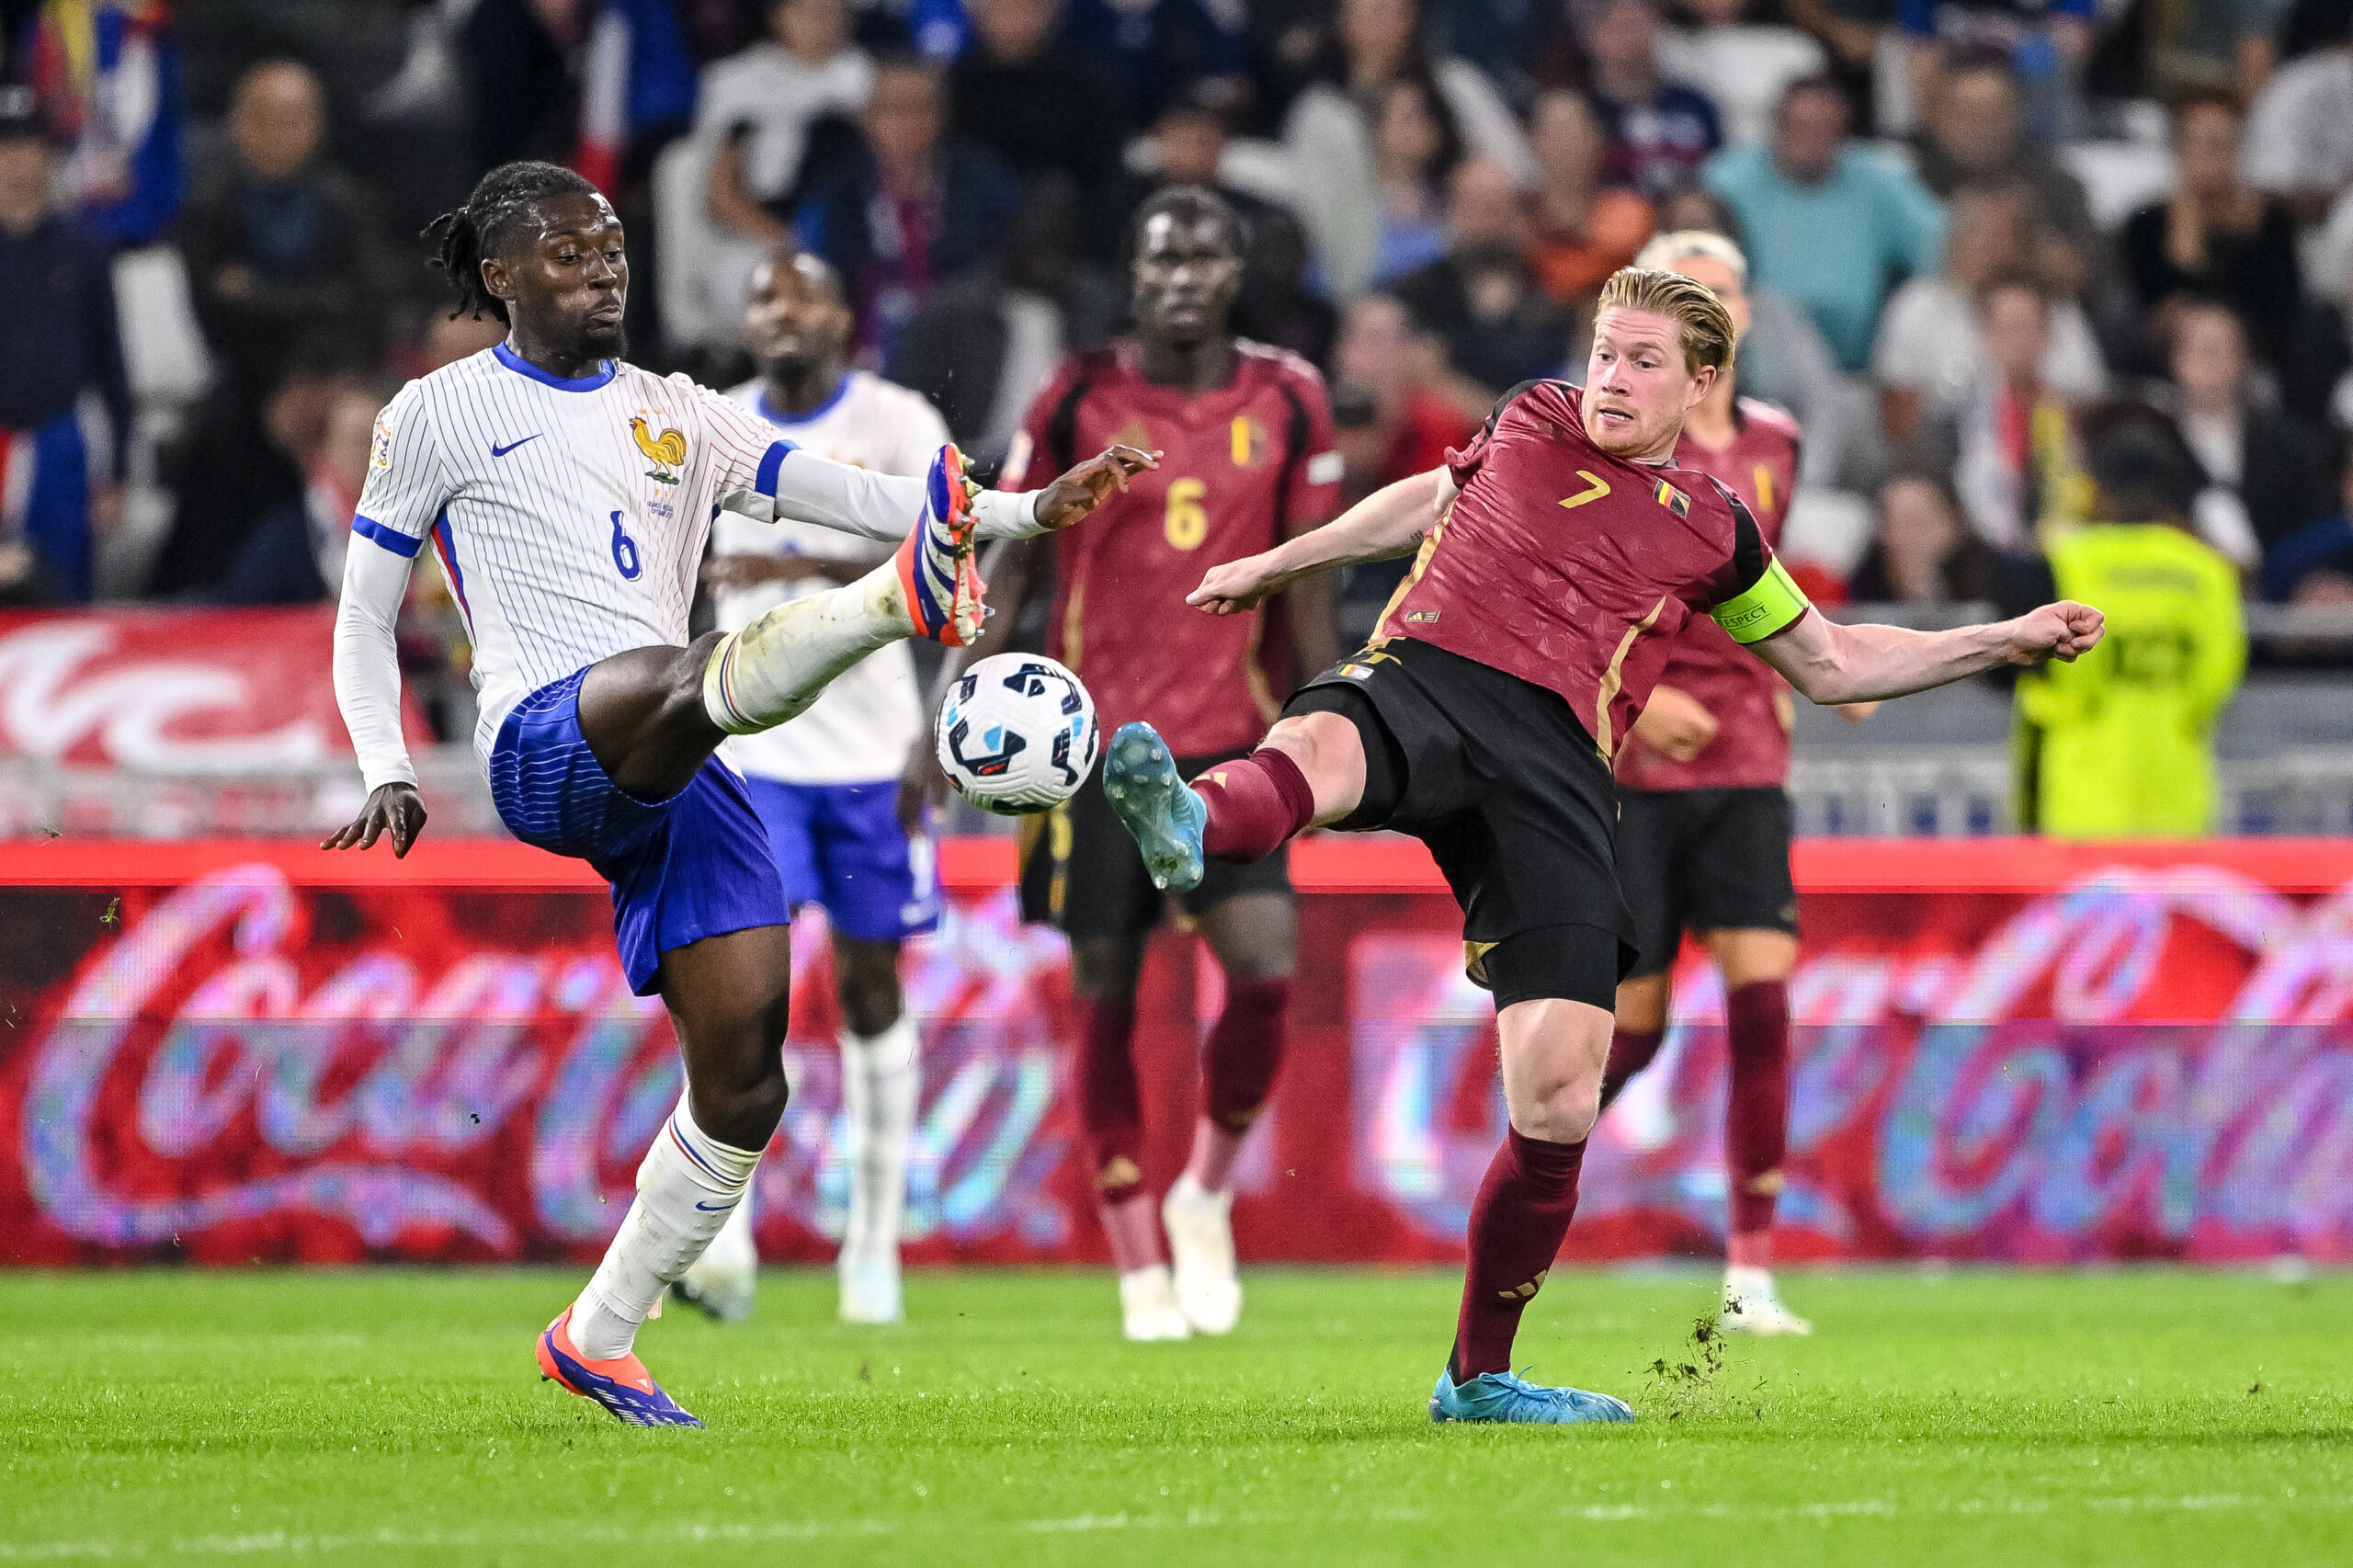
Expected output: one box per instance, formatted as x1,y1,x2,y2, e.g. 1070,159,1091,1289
935,653,1098,816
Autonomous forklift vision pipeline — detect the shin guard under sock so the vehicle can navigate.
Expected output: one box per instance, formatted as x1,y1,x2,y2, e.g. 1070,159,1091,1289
1195,747,1315,863
1724,980,1790,1239
1449,1130,1587,1379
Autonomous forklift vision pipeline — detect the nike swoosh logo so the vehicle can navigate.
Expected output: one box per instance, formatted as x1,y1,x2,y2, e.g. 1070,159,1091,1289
694,1200,733,1211
491,435,542,458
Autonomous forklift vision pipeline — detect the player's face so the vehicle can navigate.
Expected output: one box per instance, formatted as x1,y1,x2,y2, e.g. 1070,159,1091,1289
1585,307,1713,459
744,255,851,377
1131,212,1242,347
488,192,629,359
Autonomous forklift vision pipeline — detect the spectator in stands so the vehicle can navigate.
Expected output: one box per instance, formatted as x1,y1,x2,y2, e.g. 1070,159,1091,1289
1874,179,2105,449
1704,74,1943,374
699,0,874,253
1525,87,1655,303
2262,446,2353,603
2165,297,2334,562
1660,0,1828,148
1847,472,2000,603
21,0,182,245
1935,271,2088,551
1283,0,1536,300
2239,17,2353,222
178,61,379,401
1909,51,2096,294
1781,0,1896,127
0,87,127,606
794,54,1023,364
1060,0,1251,127
1360,74,1463,288
210,382,385,607
150,339,363,600
950,0,1129,258
1392,157,1573,393
886,177,1117,461
1327,291,1482,599
1898,0,2091,144
1582,0,1723,199
2119,88,2302,370
1114,82,1275,238
2010,403,2245,838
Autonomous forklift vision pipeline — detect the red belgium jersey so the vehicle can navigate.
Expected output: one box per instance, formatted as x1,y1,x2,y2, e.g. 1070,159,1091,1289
1374,379,1790,762
1615,397,1803,792
1005,340,1341,755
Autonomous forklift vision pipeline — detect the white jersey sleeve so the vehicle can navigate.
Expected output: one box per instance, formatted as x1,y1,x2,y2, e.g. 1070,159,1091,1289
335,380,447,793
696,378,1044,541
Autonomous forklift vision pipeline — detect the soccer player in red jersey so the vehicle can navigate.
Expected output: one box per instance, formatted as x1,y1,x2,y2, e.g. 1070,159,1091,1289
1102,265,2103,1423
1597,231,1845,1337
908,187,1341,1340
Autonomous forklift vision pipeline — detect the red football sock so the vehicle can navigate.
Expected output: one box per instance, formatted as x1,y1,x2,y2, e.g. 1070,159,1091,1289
1196,747,1315,863
1450,1130,1587,1380
1075,995,1143,1196
1188,976,1290,1190
1597,1026,1665,1113
1724,980,1790,1240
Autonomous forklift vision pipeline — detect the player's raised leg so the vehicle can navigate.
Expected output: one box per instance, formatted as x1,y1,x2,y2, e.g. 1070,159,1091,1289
1431,973,1634,1426
1102,709,1368,892
1163,891,1294,1335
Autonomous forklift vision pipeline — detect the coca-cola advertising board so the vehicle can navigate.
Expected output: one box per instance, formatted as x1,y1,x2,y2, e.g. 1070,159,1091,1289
4,837,2351,1267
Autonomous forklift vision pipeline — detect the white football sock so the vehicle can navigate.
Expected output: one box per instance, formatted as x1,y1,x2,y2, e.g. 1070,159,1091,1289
838,1016,919,1267
699,1178,758,1275
572,1093,763,1359
702,562,907,736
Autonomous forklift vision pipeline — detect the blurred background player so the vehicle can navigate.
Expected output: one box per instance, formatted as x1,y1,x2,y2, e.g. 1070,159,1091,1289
674,247,949,1327
908,187,1341,1340
1597,230,1854,1336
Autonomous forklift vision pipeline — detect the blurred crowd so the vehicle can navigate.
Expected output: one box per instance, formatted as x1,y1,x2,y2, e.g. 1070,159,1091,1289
4,0,2353,680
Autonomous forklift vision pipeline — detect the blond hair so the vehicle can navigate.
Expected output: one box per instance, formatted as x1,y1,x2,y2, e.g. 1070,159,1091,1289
1596,266,1738,376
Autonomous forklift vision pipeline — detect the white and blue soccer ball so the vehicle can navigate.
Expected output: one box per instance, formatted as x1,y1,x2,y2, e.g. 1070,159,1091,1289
935,653,1098,816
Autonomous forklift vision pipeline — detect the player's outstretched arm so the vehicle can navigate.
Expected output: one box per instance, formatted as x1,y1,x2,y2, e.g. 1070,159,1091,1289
324,532,428,857
1189,467,1452,616
1749,601,2106,705
729,445,1157,543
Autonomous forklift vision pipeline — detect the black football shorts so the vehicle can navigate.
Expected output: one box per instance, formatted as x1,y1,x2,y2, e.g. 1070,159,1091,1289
1018,746,1291,938
1614,785,1798,980
1286,638,1635,1011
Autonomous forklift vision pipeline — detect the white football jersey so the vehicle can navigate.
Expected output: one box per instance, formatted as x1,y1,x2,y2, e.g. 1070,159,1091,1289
712,370,949,784
354,345,796,763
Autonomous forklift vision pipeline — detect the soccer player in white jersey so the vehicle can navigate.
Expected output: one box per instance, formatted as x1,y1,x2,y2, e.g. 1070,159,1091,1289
323,162,1152,1428
674,247,945,1328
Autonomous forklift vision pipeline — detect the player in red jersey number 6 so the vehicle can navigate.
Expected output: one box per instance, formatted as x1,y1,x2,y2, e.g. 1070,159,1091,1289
1103,266,2101,1426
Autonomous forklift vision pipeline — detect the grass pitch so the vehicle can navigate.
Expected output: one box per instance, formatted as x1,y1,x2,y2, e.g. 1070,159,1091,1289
2,1267,2348,1566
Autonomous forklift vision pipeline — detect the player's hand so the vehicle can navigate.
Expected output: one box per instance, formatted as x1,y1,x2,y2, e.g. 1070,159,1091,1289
1836,701,1881,724
2001,600,2105,665
1187,550,1285,616
898,738,950,835
1630,684,1718,762
700,553,825,594
322,782,427,858
1034,445,1161,532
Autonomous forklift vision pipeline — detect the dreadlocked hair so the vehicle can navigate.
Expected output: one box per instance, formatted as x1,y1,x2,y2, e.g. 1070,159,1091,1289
423,161,599,324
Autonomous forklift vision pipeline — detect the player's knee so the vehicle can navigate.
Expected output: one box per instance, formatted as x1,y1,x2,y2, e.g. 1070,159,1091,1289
693,1059,790,1152
1510,1083,1600,1145
1070,936,1143,999
835,941,904,1038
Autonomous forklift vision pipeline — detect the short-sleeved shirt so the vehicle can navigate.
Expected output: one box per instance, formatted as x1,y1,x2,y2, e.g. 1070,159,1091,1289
1003,340,1341,756
353,344,796,764
1373,379,1807,762
1615,398,1804,792
710,370,949,785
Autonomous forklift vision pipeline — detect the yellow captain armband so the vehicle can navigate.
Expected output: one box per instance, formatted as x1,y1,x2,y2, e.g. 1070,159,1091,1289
1709,557,1812,644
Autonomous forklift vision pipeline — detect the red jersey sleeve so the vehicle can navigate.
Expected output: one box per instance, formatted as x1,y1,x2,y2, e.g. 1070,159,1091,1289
1277,357,1343,534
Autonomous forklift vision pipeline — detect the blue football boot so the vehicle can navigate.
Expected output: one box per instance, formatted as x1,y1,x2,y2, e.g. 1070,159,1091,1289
1430,1367,1636,1426
1100,722,1207,893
